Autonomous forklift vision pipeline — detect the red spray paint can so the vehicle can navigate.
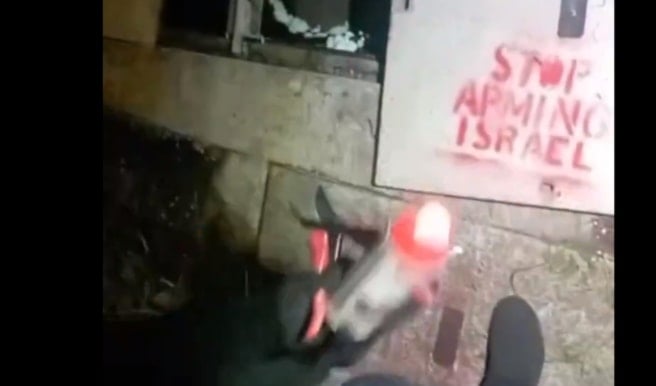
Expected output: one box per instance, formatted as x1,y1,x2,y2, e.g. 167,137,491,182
326,201,453,341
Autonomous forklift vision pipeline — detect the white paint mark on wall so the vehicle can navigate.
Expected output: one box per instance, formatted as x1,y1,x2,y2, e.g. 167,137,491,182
268,0,366,52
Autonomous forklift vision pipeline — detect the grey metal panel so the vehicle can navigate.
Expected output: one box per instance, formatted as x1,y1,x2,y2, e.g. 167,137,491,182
375,0,614,215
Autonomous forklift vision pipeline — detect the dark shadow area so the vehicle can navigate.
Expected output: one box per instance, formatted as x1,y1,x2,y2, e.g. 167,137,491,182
159,0,231,37
103,110,211,317
260,0,392,62
349,0,391,66
158,0,391,75
103,109,287,313
103,110,291,384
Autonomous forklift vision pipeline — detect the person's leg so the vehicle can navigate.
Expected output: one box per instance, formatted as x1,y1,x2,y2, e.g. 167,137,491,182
480,295,544,386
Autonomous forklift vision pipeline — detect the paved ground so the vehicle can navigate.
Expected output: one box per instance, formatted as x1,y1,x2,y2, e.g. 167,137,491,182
103,112,614,386
257,165,614,386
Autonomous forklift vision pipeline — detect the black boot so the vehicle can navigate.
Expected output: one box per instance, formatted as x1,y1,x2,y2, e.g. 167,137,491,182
480,296,545,386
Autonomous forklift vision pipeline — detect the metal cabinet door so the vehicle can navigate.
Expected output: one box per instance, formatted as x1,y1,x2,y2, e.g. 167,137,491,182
375,0,614,215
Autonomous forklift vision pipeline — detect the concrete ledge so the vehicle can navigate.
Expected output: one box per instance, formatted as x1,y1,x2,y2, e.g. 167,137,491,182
203,152,268,253
103,0,163,45
103,39,381,187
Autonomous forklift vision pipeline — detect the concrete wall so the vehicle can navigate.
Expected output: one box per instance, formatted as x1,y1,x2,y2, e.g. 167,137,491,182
104,39,380,187
103,0,163,45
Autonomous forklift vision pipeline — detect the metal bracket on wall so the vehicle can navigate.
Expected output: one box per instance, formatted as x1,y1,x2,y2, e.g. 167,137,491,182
228,0,264,55
558,0,588,38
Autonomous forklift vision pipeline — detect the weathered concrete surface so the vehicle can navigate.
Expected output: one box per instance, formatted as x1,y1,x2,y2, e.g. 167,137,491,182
157,32,380,81
389,190,610,257
255,163,611,274
449,230,614,386
103,40,611,252
245,41,379,81
258,166,614,386
103,39,380,187
202,151,268,252
103,0,163,45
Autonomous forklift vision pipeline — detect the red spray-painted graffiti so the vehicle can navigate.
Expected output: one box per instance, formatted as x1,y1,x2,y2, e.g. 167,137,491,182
451,44,611,175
